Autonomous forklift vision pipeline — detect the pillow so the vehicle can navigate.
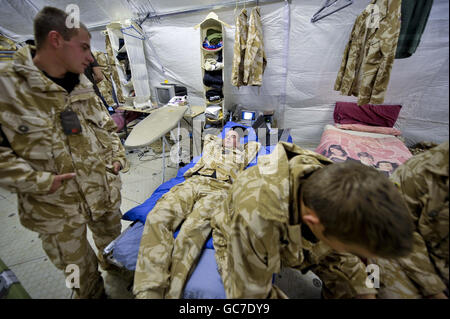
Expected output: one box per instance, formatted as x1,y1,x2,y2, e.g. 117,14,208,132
334,102,402,127
335,124,402,136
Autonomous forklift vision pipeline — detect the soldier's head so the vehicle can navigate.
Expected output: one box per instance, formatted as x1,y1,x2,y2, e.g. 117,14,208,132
33,6,93,74
223,128,242,149
299,161,413,259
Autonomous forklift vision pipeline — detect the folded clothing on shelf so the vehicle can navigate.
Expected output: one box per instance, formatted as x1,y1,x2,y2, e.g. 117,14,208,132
204,51,223,70
206,29,222,45
203,70,223,89
205,105,222,120
205,89,223,102
203,38,223,50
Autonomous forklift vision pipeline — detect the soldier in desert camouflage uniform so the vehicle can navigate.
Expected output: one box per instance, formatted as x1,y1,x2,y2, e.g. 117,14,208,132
0,7,128,298
371,141,448,299
133,129,260,299
93,50,117,107
335,0,402,105
212,142,414,298
104,33,125,104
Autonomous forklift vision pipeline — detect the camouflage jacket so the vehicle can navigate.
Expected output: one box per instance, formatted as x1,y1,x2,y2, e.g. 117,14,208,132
388,141,449,295
184,134,260,183
0,46,128,234
215,142,376,298
243,7,267,87
334,0,401,105
231,8,248,88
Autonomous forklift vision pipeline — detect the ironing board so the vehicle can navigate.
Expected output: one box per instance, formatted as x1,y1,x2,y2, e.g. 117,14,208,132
124,105,188,182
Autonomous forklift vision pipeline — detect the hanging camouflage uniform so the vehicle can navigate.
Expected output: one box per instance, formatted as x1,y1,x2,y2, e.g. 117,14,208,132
243,7,267,86
93,51,116,107
0,46,129,298
334,0,402,105
105,33,125,104
370,141,449,298
133,134,260,299
231,9,248,87
211,142,378,298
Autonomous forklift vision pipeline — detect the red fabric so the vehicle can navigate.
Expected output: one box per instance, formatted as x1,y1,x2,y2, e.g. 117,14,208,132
333,102,402,127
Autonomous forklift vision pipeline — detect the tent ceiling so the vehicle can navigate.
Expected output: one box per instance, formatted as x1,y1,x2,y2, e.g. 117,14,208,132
0,0,245,41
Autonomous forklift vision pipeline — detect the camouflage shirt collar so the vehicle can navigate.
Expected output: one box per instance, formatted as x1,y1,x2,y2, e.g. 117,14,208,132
12,45,91,95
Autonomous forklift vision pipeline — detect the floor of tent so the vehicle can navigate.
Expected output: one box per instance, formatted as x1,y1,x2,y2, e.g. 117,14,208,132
0,144,320,299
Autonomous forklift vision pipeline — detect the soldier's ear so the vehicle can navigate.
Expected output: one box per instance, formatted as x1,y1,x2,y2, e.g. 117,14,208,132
47,31,64,49
302,213,320,226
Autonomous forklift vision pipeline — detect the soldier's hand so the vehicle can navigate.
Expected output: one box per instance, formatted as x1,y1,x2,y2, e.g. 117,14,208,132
49,173,76,194
112,161,122,175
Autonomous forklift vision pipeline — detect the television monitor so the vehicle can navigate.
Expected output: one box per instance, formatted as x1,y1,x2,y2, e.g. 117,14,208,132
241,110,256,121
154,85,176,107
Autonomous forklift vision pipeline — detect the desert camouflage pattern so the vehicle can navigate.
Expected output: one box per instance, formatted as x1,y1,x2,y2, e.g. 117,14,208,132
371,141,449,298
212,142,377,298
104,33,125,104
0,35,17,51
231,8,248,88
334,0,402,105
93,50,116,107
243,7,267,86
133,135,260,299
40,205,122,298
184,134,261,182
0,45,128,235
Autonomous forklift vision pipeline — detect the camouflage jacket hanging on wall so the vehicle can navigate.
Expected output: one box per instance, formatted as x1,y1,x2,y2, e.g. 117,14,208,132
231,9,248,87
243,7,267,87
334,0,402,106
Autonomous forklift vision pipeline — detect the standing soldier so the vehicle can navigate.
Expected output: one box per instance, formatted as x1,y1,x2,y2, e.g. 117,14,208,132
0,6,128,298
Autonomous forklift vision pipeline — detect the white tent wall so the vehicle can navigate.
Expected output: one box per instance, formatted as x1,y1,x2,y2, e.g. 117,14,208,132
136,0,450,147
0,0,448,148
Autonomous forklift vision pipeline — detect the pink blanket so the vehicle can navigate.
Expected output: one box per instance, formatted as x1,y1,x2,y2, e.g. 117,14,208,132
315,127,412,177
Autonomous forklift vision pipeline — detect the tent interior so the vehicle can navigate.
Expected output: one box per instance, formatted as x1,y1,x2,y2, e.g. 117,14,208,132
0,0,449,300
1,0,448,147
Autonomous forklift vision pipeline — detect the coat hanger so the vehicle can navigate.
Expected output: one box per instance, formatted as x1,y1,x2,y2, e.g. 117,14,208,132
121,23,146,40
311,0,353,23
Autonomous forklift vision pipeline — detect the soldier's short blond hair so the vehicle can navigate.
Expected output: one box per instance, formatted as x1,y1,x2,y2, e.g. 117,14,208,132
33,6,90,50
301,161,414,258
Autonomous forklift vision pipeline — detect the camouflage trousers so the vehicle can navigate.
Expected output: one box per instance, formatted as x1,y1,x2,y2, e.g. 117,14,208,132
38,206,122,299
133,175,231,299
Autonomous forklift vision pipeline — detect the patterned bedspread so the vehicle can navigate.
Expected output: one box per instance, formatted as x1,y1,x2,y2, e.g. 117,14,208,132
315,125,412,177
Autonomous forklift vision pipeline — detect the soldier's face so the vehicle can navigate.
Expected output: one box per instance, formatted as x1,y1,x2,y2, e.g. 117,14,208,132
224,131,240,149
60,28,94,74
